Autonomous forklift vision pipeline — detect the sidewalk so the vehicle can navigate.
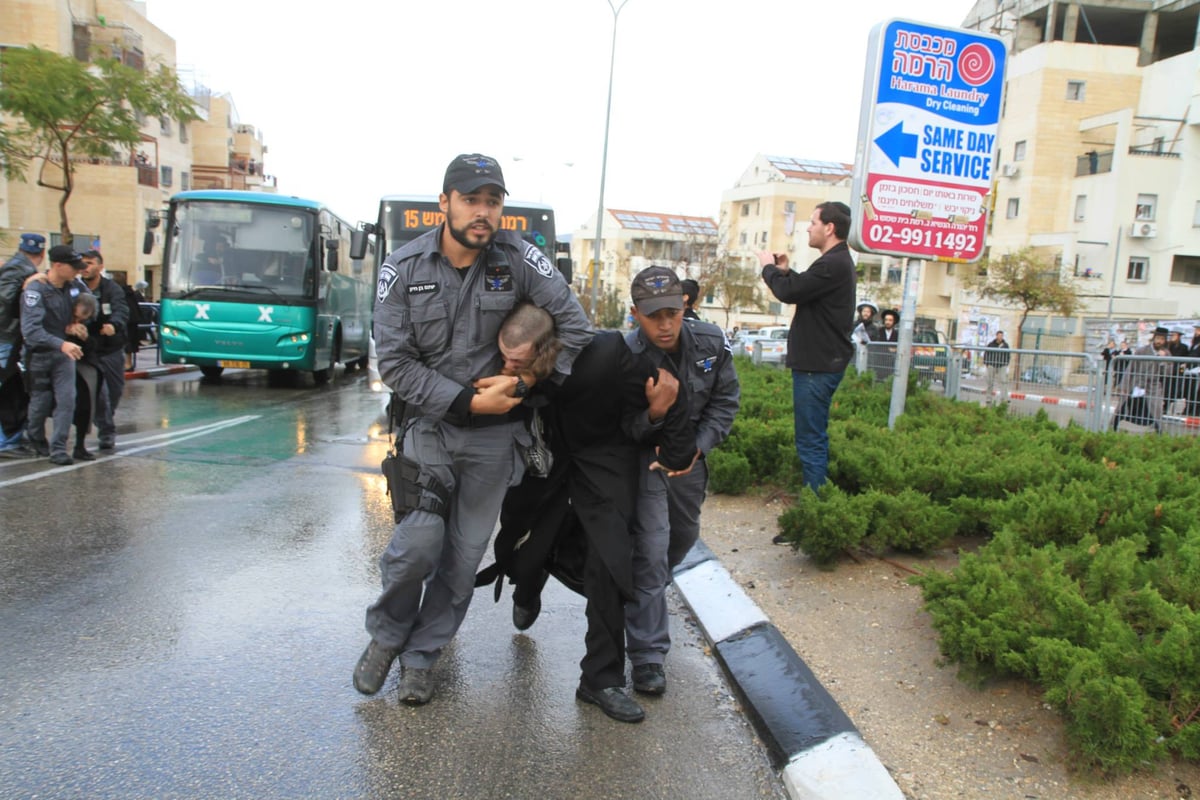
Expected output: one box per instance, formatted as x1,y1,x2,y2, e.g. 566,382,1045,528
124,343,196,380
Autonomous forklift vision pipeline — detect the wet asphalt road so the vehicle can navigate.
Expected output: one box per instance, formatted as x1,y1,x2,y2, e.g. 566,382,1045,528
0,366,786,800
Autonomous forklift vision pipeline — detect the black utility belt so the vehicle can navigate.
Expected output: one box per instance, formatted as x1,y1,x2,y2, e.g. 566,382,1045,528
443,408,524,429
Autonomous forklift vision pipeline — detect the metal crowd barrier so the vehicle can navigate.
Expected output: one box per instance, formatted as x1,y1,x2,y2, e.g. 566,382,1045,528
1101,353,1200,436
845,342,1197,436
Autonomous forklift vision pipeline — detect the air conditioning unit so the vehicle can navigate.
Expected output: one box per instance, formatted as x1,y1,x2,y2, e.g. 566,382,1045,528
1130,222,1158,238
1000,163,1020,177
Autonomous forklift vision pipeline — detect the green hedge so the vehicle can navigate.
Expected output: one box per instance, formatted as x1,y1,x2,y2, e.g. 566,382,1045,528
721,356,1200,774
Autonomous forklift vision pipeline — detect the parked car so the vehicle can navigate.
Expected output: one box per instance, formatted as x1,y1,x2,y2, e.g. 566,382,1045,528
735,326,789,361
1020,364,1064,385
910,328,950,382
752,326,789,365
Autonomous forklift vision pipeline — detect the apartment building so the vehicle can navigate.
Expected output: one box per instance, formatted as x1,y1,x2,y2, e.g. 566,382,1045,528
570,208,719,321
960,0,1200,349
718,154,930,333
0,0,273,296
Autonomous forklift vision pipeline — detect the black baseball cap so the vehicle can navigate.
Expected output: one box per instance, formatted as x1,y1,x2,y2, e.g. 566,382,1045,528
631,266,684,315
443,153,507,195
48,244,85,268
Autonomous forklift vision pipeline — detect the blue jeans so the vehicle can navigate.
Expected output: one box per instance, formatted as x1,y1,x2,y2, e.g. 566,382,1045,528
792,369,845,492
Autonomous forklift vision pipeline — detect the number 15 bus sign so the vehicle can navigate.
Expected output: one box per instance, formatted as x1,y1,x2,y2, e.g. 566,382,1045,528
849,19,1006,263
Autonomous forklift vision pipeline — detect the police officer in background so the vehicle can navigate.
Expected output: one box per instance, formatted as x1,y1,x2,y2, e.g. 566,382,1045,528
680,278,702,321
79,251,130,453
0,233,46,457
353,153,593,705
21,245,88,465
623,266,739,696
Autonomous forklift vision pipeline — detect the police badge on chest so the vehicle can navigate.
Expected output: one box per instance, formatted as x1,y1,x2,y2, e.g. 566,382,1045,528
484,264,512,292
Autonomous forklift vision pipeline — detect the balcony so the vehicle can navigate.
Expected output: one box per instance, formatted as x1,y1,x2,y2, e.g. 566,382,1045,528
1075,150,1113,176
1128,146,1181,159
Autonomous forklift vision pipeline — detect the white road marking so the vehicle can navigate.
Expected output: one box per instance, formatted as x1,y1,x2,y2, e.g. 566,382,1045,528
0,415,261,489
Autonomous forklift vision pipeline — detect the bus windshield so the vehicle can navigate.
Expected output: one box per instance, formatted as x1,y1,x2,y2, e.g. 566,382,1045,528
165,200,317,299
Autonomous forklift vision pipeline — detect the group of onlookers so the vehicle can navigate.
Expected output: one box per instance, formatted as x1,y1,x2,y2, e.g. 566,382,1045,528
1107,324,1200,431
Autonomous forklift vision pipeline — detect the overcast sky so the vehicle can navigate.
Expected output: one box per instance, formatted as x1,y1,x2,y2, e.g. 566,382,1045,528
144,0,974,232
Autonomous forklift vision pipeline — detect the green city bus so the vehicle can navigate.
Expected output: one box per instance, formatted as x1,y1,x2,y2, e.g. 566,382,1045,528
158,190,375,382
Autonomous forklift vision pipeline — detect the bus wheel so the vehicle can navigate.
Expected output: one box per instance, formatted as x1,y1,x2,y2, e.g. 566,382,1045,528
313,366,331,384
200,366,224,379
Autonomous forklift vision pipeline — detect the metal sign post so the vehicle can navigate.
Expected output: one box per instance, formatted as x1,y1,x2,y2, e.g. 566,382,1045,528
888,258,920,428
849,19,1007,427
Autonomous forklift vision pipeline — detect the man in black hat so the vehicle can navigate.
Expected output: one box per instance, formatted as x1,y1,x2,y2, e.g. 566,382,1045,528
1112,326,1170,432
21,245,88,464
353,153,592,705
623,265,739,696
0,233,46,456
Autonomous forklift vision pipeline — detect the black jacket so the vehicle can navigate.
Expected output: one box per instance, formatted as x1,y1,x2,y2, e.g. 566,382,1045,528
761,242,856,373
983,338,1010,367
85,276,130,356
477,331,695,601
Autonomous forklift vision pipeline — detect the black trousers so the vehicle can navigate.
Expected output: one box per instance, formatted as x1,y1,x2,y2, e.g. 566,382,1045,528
579,526,627,691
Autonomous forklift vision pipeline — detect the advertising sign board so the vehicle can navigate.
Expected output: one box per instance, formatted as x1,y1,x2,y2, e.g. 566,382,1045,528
849,20,1006,262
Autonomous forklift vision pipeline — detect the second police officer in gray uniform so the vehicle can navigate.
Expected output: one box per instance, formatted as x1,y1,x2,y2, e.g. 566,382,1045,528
624,266,739,695
354,153,593,705
21,245,89,465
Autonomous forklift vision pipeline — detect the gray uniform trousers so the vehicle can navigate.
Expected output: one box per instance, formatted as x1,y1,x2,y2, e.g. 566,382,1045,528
92,349,126,445
366,416,526,669
25,350,76,457
625,451,709,667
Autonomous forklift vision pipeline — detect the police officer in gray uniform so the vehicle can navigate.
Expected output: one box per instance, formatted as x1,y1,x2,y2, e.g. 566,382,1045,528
79,250,130,454
623,266,739,695
0,233,46,457
21,245,88,465
354,153,593,705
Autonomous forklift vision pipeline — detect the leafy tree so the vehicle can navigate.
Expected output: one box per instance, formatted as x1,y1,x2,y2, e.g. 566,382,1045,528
0,45,198,243
964,247,1082,351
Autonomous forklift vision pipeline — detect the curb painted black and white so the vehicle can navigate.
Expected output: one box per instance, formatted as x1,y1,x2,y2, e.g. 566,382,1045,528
674,541,904,800
125,364,196,380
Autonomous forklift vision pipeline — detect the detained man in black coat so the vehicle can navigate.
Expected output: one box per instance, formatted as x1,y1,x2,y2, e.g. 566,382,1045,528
476,304,695,723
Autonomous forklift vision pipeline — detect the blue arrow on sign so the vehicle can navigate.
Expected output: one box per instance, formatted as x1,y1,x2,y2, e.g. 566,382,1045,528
874,122,918,168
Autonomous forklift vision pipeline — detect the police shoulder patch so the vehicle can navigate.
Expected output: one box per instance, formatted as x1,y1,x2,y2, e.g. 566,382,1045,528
23,290,40,307
377,264,399,304
523,243,555,278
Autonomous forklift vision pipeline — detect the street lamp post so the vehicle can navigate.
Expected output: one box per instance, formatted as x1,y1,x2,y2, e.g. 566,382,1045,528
591,0,630,326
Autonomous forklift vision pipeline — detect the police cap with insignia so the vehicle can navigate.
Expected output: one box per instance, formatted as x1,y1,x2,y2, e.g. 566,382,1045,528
443,153,507,196
18,232,46,254
47,244,85,269
631,266,684,315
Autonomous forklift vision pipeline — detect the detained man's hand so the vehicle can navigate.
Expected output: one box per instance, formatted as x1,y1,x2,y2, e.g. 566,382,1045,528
470,375,523,414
